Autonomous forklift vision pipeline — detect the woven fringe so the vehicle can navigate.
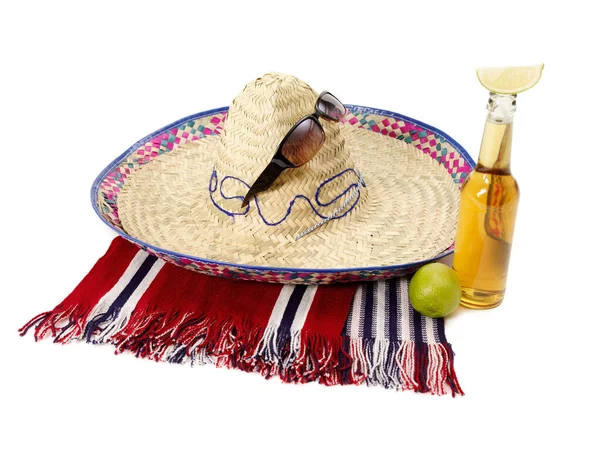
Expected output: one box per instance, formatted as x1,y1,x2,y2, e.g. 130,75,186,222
348,338,463,396
19,297,98,344
20,307,462,395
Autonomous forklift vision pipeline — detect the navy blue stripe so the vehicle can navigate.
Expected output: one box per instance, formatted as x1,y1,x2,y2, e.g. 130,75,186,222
104,255,158,318
435,317,447,343
413,308,424,344
388,279,398,341
167,345,187,364
278,285,307,336
363,281,375,340
408,283,416,342
84,254,158,342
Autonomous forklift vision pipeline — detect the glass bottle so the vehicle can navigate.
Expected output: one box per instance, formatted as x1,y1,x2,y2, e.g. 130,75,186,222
453,93,520,309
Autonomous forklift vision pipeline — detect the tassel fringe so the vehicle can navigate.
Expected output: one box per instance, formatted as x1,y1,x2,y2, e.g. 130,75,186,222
20,305,463,396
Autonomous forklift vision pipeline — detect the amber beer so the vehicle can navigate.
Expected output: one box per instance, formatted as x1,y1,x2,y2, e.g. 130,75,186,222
453,93,520,309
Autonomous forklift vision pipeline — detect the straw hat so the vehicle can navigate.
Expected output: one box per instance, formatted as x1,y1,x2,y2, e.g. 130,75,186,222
94,73,473,283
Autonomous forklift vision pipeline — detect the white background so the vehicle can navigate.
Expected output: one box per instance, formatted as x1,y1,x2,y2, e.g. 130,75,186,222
2,1,599,449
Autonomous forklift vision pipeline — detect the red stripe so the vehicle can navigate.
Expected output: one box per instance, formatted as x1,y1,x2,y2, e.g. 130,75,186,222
200,273,283,320
303,283,357,337
111,256,283,360
118,261,282,328
63,237,141,307
280,283,356,385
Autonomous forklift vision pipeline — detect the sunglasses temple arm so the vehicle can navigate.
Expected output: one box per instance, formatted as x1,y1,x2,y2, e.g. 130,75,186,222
241,160,287,207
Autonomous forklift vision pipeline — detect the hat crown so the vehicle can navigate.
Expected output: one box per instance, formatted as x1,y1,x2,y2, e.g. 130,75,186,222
211,73,365,238
215,73,350,180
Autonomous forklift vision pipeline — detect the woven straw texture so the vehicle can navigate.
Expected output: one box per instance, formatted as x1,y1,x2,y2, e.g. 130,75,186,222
115,73,460,271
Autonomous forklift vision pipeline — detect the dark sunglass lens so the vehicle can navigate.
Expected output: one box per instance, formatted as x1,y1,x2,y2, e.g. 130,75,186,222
317,92,346,121
280,117,325,166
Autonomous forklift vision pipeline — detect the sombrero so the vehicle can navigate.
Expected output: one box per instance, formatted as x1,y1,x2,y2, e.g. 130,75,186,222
92,73,474,284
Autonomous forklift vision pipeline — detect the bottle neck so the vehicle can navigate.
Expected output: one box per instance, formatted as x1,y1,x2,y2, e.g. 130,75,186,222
476,93,516,174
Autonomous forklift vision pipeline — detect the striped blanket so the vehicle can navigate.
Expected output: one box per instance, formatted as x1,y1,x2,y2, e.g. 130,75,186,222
20,237,462,395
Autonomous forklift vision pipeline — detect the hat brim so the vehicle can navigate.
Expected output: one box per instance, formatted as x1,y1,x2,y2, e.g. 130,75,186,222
92,105,474,284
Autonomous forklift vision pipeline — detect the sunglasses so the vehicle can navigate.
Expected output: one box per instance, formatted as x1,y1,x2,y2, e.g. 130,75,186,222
241,91,347,207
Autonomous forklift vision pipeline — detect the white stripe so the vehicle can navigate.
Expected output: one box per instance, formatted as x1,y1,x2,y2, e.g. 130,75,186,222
425,317,437,344
290,285,317,333
432,318,441,343
395,278,402,341
375,281,386,340
86,250,148,322
349,284,364,339
371,281,388,377
400,278,411,342
96,258,166,341
254,285,295,360
265,285,295,326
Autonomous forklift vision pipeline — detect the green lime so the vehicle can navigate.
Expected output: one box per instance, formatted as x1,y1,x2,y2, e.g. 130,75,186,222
408,263,461,318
